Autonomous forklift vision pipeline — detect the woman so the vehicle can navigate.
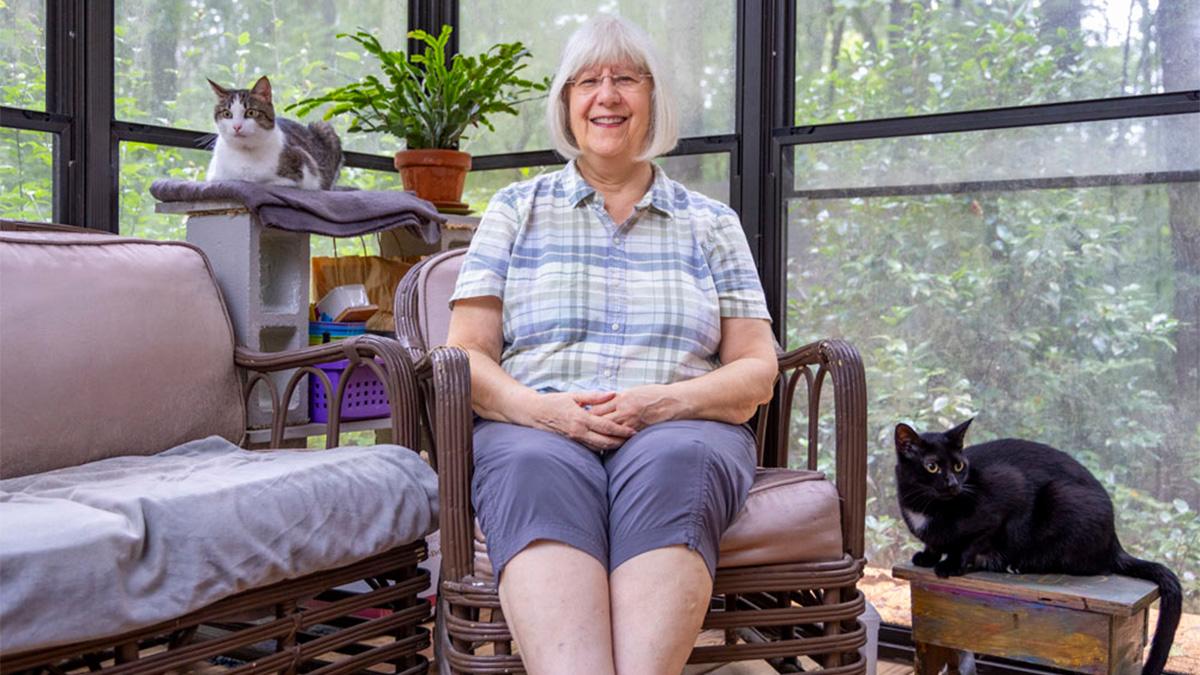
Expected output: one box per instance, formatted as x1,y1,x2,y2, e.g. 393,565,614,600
447,15,778,674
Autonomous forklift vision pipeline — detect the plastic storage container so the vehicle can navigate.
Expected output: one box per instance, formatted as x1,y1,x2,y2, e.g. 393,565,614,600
308,320,367,346
308,358,389,422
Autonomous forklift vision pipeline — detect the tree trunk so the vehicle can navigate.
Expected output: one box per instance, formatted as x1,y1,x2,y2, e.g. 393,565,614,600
1155,0,1200,503
147,2,182,121
1038,0,1084,69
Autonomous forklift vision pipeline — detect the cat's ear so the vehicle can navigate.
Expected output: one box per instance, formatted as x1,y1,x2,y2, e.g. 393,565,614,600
946,418,973,447
250,76,272,104
895,423,921,458
207,79,230,98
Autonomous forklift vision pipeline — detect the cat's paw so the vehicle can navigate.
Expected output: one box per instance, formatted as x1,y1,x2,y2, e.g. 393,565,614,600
933,559,964,578
912,550,940,567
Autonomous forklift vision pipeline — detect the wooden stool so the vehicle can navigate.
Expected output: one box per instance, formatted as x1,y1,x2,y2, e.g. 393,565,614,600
893,563,1159,674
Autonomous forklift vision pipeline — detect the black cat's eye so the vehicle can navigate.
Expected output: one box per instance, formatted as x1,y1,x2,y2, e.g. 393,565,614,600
925,461,939,473
219,110,232,118
953,460,965,472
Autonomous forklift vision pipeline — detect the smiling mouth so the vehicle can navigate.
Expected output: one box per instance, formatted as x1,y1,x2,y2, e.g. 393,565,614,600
590,116,627,128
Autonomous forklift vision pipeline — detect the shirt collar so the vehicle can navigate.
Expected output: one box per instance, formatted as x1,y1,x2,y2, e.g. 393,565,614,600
563,159,675,218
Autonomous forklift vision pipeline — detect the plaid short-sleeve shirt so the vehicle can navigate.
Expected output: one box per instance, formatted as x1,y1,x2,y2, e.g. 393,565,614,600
450,160,770,393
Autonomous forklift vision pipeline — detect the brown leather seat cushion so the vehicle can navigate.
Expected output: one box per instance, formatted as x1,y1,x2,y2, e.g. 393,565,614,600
472,467,843,578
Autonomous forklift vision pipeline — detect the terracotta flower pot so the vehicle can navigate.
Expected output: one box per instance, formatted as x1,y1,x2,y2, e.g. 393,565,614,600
393,148,472,210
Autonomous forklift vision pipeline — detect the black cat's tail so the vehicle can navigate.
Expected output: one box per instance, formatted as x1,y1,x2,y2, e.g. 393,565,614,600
1115,550,1181,675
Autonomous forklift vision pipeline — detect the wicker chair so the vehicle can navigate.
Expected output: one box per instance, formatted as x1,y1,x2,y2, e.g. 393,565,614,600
0,230,433,675
395,248,869,674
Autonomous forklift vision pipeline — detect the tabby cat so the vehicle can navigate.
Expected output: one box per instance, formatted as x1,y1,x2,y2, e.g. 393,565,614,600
895,419,1181,675
206,76,342,190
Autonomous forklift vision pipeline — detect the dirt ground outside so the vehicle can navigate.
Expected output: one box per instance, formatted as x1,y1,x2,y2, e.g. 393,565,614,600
861,566,1200,673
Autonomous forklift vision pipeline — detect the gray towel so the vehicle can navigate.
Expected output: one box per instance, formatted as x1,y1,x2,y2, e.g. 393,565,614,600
150,179,444,242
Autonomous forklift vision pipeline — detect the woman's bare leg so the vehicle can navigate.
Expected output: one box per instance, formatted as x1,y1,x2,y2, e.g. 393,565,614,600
498,541,616,675
609,546,711,675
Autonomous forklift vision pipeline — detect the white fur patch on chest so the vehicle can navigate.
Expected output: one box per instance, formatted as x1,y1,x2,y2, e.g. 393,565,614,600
902,508,929,534
209,150,280,182
206,125,300,185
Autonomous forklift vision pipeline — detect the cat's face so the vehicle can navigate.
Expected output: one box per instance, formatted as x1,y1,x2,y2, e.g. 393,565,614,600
208,76,276,147
895,418,973,500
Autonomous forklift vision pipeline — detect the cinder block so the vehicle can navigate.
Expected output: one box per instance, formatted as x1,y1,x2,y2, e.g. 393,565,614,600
162,202,310,428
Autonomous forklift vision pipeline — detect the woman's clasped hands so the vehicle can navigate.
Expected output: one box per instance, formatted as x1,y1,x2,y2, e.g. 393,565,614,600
528,386,687,452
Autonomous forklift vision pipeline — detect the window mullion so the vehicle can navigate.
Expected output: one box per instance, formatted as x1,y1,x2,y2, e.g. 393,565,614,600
46,0,82,225
84,0,116,232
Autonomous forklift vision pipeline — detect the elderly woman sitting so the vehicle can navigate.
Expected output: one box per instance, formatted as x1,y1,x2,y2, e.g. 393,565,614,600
447,15,778,674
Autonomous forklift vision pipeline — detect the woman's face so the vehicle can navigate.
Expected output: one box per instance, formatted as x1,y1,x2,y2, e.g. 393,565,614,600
566,63,653,165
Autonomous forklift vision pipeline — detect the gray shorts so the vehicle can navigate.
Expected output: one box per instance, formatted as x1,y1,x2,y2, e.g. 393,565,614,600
471,419,757,581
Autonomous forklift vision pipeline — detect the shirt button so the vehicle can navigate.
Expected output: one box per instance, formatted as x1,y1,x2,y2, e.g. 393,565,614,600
613,236,622,244
605,369,614,378
611,322,620,331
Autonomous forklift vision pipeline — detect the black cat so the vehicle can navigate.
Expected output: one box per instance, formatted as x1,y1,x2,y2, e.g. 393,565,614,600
894,419,1181,675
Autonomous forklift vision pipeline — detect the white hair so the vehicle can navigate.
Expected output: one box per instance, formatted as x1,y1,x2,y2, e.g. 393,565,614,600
546,14,679,162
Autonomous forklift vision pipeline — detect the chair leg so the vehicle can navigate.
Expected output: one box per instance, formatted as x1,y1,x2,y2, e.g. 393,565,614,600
114,643,138,664
914,641,959,675
493,607,512,655
435,594,457,675
822,588,843,668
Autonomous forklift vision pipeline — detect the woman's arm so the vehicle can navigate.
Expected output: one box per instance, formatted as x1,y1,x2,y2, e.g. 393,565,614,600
447,296,637,450
590,317,777,427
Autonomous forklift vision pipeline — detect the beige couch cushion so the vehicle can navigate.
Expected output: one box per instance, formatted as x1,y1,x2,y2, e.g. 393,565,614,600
0,232,244,478
472,467,843,578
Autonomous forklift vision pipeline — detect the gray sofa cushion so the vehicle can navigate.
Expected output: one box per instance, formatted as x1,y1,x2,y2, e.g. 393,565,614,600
0,436,438,654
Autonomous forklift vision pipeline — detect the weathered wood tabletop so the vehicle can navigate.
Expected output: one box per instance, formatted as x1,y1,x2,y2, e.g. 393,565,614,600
893,562,1159,616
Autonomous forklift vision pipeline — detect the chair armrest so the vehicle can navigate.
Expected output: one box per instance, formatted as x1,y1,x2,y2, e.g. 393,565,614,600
234,334,419,450
773,338,868,560
412,345,476,581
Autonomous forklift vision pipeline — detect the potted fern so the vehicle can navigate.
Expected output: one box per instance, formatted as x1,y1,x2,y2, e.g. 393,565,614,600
289,25,547,210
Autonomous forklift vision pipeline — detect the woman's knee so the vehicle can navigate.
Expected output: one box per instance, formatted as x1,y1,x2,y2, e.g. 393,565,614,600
605,421,757,571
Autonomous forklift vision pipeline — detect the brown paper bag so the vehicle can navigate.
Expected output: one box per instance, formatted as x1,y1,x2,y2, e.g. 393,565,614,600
312,255,419,332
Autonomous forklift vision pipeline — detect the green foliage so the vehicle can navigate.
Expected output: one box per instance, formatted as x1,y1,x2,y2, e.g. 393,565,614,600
794,0,1163,124
1,0,51,221
289,25,549,150
787,0,1199,612
0,129,53,222
0,0,45,111
789,186,1199,609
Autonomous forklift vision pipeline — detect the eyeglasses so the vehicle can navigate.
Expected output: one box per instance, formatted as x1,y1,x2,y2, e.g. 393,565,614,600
566,71,652,94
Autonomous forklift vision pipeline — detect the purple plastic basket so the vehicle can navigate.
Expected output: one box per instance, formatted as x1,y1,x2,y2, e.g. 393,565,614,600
308,358,389,422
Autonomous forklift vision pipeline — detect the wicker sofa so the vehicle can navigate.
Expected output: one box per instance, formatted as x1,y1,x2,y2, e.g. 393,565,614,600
395,249,870,674
0,229,438,675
